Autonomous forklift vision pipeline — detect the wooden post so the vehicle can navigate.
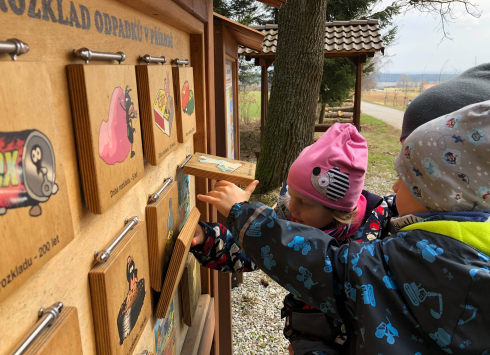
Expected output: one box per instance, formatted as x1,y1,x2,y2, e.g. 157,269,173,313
353,56,365,131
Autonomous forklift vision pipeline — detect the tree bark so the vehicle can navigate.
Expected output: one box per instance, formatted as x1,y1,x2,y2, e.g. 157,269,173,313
318,103,326,124
255,0,328,193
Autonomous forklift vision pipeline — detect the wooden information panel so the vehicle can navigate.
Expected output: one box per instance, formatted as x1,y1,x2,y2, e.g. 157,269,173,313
67,64,145,214
0,63,75,303
156,207,200,318
146,180,180,292
180,254,201,327
183,153,256,185
23,307,83,355
173,67,197,143
89,222,151,355
136,65,179,166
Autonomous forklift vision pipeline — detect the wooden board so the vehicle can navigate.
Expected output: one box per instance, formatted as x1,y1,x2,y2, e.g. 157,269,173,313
146,180,180,292
0,0,207,353
156,207,200,318
66,64,145,214
180,295,211,355
173,67,197,143
136,65,179,166
196,299,215,355
0,62,75,304
89,222,151,355
21,307,83,355
183,153,256,185
180,254,201,327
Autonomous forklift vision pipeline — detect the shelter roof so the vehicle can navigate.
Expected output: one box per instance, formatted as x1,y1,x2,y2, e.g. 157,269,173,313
214,13,265,52
238,19,384,58
255,0,286,8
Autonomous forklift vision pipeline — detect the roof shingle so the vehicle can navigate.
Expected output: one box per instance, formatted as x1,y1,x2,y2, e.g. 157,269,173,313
238,19,384,57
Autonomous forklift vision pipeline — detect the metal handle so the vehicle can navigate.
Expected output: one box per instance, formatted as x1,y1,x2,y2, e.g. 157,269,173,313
73,48,126,64
179,154,193,169
8,302,63,355
140,54,167,65
172,58,189,66
148,177,173,203
94,217,139,263
0,39,29,60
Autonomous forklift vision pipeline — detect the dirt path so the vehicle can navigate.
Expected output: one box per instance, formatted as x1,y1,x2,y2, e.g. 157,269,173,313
361,101,404,129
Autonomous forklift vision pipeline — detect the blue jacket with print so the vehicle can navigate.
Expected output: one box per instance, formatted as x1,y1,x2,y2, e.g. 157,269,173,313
223,202,490,355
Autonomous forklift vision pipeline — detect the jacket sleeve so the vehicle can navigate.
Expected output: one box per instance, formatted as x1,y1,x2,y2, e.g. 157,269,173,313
190,222,258,273
226,201,410,329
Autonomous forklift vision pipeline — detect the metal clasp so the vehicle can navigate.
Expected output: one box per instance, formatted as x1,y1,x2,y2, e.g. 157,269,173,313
73,48,126,64
0,39,29,60
148,177,173,203
139,54,167,65
8,302,63,355
178,154,193,169
94,217,139,263
172,58,189,66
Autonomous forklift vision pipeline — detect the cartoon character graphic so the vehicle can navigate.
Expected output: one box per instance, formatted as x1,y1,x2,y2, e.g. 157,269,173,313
457,173,469,184
153,83,174,138
411,185,422,198
154,301,175,355
117,256,146,344
197,155,245,174
429,328,453,354
324,254,332,273
375,317,398,345
246,215,275,237
297,267,318,289
404,145,412,159
261,246,276,270
99,85,138,164
311,166,350,201
445,118,456,128
0,130,58,217
467,128,485,146
358,284,376,306
351,242,378,277
416,239,444,263
288,236,312,255
443,150,460,165
181,80,195,115
344,282,357,301
383,272,398,289
403,282,443,319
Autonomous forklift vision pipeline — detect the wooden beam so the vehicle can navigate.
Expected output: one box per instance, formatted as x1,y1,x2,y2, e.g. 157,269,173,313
116,0,204,34
354,57,363,131
217,272,233,355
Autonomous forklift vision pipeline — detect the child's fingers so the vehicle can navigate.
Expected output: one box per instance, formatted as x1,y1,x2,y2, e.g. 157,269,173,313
214,180,233,188
244,180,259,195
197,194,220,205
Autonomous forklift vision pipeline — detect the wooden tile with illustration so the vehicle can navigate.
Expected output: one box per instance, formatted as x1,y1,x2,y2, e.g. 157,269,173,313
89,221,151,355
0,63,75,304
177,169,191,230
135,65,178,165
66,65,144,214
154,300,175,355
22,307,83,355
172,67,196,143
156,207,200,318
180,254,201,327
183,153,256,186
146,180,179,292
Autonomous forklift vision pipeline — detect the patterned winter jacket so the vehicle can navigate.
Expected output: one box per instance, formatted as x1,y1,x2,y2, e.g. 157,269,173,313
220,202,490,355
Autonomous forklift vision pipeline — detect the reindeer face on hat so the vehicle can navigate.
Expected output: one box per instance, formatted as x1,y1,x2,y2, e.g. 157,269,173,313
311,167,350,201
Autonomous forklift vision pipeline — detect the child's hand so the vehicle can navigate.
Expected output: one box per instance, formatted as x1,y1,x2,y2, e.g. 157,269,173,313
192,224,205,247
197,180,259,217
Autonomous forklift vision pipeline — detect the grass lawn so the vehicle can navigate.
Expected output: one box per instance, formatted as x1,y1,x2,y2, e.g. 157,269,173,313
243,113,401,205
239,91,262,123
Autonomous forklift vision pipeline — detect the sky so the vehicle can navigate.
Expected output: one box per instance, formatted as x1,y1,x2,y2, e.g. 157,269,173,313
379,0,490,74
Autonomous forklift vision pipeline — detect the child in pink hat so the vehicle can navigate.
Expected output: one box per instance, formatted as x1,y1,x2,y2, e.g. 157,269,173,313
190,123,397,354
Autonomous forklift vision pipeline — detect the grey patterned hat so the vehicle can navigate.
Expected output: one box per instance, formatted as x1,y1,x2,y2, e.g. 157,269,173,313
395,100,490,212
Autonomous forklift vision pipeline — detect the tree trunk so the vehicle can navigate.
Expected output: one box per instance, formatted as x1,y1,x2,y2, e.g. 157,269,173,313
255,0,328,193
318,103,326,124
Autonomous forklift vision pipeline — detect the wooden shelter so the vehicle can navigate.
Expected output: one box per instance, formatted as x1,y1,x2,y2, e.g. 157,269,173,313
239,20,385,135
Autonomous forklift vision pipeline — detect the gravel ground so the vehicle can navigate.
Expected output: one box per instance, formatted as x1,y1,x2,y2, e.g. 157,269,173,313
232,271,289,354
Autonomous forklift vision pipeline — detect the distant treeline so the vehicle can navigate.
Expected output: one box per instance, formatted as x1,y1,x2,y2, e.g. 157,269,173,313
376,73,458,83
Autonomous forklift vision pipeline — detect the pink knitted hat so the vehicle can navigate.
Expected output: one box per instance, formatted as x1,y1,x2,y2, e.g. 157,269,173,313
287,123,368,211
